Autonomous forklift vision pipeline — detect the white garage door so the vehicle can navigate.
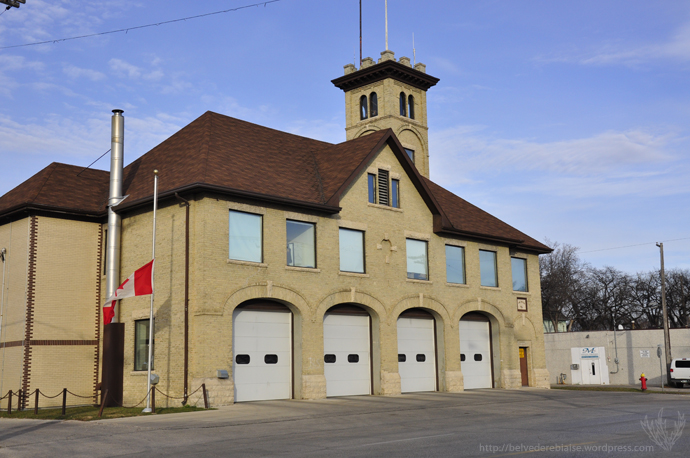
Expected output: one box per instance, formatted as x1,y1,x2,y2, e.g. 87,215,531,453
323,313,371,397
233,308,292,402
459,318,492,389
397,315,436,393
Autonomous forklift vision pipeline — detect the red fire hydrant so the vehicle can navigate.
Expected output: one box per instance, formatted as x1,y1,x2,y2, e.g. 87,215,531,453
640,373,647,391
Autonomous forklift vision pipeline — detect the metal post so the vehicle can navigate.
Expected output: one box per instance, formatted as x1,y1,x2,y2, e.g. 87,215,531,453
656,243,672,376
7,390,11,414
202,383,209,409
151,386,155,413
143,171,159,414
359,0,362,66
106,110,125,322
658,345,664,391
98,389,108,418
34,389,38,414
61,388,67,416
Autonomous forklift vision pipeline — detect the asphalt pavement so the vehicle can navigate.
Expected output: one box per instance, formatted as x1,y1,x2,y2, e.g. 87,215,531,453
0,388,688,457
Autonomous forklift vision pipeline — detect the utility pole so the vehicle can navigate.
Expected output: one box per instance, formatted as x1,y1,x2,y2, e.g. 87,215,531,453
0,0,26,9
656,242,672,377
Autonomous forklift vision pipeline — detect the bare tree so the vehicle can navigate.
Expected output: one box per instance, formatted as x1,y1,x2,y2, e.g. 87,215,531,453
539,241,587,332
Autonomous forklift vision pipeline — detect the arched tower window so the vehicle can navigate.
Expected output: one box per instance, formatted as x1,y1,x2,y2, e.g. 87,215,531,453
370,92,378,117
408,95,415,119
360,95,368,120
399,92,407,117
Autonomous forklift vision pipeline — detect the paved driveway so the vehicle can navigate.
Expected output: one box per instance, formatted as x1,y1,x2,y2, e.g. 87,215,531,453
0,389,688,457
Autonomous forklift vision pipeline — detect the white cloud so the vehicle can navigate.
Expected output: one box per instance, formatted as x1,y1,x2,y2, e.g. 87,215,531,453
109,58,143,79
63,64,105,81
430,125,686,198
538,21,690,67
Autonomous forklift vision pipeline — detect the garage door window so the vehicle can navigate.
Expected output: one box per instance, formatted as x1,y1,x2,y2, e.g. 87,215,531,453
407,239,428,280
286,220,316,268
229,210,262,263
511,257,528,292
339,228,365,273
134,319,153,371
479,250,498,287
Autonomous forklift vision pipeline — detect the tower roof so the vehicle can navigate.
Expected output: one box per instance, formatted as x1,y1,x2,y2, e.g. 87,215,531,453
332,58,439,92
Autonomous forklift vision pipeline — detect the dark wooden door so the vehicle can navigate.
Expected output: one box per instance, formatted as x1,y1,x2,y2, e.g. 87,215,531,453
519,347,529,386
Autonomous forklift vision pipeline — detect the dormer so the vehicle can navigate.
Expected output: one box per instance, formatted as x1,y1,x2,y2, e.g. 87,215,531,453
332,50,439,178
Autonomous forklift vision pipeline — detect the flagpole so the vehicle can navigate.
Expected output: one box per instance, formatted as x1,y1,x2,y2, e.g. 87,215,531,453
143,170,158,413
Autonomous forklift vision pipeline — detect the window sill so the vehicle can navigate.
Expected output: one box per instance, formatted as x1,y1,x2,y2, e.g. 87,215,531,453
446,282,469,288
367,202,403,212
285,266,321,273
513,290,530,295
130,371,157,376
407,278,432,284
227,259,268,268
339,271,369,278
479,286,501,291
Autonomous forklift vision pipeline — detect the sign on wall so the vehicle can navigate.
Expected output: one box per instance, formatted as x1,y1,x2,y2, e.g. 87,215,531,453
640,350,650,358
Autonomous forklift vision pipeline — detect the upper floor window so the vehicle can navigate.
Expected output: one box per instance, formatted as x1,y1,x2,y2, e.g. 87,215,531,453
399,92,407,117
339,228,365,273
511,257,528,292
368,169,400,208
391,179,399,208
134,319,153,371
370,92,378,117
479,250,498,287
360,95,368,120
367,173,376,203
445,245,466,284
286,220,316,268
404,148,415,162
229,210,262,263
408,95,415,119
406,239,428,280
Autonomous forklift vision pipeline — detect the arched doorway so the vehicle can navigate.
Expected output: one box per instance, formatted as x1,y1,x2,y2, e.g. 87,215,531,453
232,300,292,402
459,312,494,389
323,304,372,397
397,308,437,393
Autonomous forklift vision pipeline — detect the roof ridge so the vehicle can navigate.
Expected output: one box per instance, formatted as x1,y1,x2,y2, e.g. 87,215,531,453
201,111,212,182
30,163,58,205
206,110,336,147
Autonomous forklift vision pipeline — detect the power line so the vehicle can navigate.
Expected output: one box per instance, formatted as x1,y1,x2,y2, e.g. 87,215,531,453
76,149,110,177
580,237,690,254
0,0,281,50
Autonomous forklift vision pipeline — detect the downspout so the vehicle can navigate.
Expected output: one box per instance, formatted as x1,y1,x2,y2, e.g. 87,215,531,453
106,110,124,321
610,318,620,374
0,247,7,395
175,193,190,404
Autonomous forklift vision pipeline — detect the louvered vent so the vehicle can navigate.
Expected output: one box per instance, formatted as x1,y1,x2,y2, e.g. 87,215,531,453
378,169,389,206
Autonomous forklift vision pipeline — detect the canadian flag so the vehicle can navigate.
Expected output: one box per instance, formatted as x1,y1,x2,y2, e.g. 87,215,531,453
103,260,154,325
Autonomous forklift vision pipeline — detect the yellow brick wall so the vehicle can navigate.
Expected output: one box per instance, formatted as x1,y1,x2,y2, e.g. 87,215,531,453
115,142,549,405
29,346,96,407
0,218,29,395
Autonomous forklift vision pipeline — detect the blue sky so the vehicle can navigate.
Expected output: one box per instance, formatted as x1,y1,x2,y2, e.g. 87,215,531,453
1,0,688,273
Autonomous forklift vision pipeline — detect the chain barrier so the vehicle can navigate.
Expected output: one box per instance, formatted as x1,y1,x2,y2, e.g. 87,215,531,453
2,385,208,412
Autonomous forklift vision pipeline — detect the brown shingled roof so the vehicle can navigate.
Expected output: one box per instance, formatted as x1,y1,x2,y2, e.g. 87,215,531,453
0,163,108,221
0,111,550,253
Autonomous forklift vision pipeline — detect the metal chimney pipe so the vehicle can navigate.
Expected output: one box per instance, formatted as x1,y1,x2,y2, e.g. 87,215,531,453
105,109,124,323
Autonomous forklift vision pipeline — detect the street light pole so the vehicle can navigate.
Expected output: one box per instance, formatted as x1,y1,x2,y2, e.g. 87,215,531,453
656,242,672,380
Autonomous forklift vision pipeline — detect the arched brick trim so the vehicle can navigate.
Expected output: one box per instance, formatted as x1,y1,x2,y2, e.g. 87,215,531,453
390,294,451,326
353,126,382,139
513,313,538,341
454,300,508,329
222,283,311,319
314,289,387,323
395,126,425,147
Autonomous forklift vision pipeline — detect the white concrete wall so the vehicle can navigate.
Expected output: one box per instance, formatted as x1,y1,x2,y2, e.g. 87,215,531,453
544,329,690,386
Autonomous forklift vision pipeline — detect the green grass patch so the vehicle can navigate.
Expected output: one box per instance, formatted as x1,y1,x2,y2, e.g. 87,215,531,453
0,404,208,421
